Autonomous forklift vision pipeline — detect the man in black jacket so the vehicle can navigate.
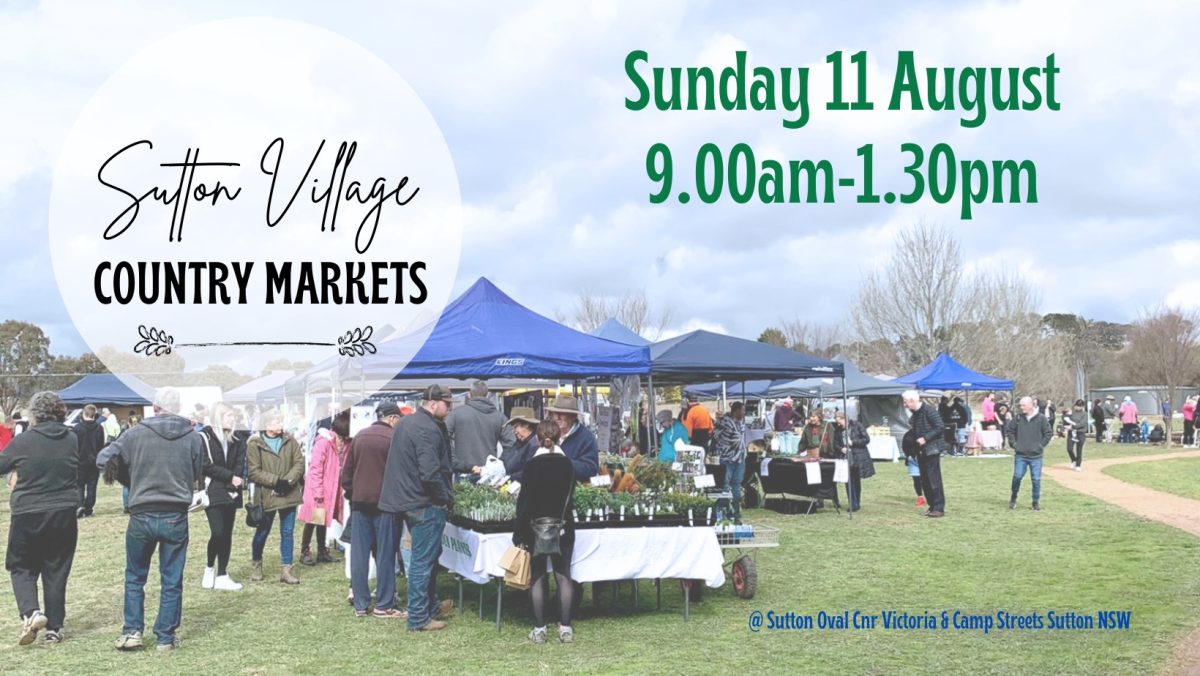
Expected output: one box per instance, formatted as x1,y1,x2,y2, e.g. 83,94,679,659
74,404,106,518
379,385,455,632
1005,396,1053,510
904,390,946,517
96,387,204,653
0,391,80,645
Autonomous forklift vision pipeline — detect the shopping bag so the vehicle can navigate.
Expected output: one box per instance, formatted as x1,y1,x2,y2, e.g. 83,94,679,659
499,545,531,590
308,506,326,526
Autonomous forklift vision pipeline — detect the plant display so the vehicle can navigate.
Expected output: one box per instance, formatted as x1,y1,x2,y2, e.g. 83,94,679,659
572,484,611,516
628,455,678,493
452,482,516,523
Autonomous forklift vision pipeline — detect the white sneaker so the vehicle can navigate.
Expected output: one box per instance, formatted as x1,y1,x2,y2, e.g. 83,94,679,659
201,567,215,589
1074,465,1082,472
213,575,242,591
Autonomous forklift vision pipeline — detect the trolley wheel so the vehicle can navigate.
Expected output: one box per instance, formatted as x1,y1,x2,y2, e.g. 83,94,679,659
731,555,757,599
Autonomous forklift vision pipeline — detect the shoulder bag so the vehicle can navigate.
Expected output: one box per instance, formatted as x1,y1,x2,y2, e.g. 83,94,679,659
531,481,573,557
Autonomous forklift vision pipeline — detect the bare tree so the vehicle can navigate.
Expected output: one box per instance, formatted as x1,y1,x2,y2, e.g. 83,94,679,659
568,290,671,340
1122,306,1200,447
780,319,843,358
851,224,1072,402
852,222,970,369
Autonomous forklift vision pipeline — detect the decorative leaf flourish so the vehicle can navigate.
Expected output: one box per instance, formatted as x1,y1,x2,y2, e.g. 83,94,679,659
337,325,376,357
133,325,174,356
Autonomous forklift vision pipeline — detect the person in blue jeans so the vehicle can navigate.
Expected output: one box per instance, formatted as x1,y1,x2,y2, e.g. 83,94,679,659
713,402,748,524
378,385,456,631
245,414,305,585
1005,396,1053,511
96,387,204,652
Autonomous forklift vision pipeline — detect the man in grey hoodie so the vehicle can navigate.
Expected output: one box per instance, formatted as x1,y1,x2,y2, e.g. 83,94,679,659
446,381,514,474
1005,396,1053,511
97,387,204,653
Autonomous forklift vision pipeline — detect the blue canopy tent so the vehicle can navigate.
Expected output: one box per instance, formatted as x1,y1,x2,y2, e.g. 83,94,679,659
589,318,651,346
57,373,154,407
895,353,1014,391
343,278,651,382
683,379,780,399
649,330,843,384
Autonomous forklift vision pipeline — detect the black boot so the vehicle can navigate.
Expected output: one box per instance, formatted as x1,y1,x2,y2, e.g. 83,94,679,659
317,546,341,564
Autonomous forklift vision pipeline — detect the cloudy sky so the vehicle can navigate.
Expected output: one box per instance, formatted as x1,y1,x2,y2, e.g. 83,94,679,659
2,0,1198,361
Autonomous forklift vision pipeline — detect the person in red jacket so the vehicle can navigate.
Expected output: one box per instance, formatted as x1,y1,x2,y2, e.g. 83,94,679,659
1183,396,1196,447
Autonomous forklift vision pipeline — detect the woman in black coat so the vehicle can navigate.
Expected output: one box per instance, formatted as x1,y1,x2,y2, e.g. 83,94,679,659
200,402,247,591
1091,399,1105,444
834,412,875,512
513,421,576,645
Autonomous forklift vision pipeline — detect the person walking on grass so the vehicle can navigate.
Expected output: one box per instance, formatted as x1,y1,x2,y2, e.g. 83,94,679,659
97,387,204,652
1006,396,1053,511
0,392,80,646
74,404,105,518
246,411,305,585
199,402,247,592
379,385,457,632
903,391,946,518
1063,399,1088,472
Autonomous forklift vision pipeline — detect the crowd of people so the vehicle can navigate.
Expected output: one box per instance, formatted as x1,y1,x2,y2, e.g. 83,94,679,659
1,382,601,649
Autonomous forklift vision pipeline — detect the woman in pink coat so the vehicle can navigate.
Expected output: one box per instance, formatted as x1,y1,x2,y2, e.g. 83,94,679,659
299,411,349,566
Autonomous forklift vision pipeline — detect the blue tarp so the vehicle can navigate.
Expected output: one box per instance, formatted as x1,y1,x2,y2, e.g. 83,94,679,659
650,330,843,384
894,353,1014,391
57,373,154,406
345,278,651,380
590,319,651,346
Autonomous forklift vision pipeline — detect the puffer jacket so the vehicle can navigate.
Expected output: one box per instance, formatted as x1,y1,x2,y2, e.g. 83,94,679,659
245,432,305,513
908,403,946,456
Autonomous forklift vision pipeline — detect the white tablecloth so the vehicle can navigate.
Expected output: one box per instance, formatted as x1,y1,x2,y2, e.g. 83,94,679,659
967,430,1004,449
440,523,726,588
867,436,900,461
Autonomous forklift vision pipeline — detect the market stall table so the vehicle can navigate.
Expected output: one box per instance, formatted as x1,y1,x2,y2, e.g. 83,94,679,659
867,435,900,462
966,429,1005,452
755,458,845,513
440,522,726,629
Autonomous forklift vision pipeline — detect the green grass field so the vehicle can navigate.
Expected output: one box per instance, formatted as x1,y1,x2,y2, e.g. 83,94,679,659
1,439,1197,675
1105,456,1200,502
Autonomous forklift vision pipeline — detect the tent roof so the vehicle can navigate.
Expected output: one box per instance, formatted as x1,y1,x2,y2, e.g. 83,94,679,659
649,330,843,384
894,353,1014,391
224,371,295,403
683,380,783,399
589,319,651,346
57,373,154,406
775,354,909,397
346,278,650,380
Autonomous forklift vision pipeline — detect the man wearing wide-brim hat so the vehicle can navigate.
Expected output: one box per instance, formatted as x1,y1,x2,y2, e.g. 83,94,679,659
545,396,599,480
501,407,541,483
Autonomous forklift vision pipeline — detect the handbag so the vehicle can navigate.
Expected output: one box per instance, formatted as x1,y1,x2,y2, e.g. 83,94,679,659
308,506,326,526
530,484,572,557
245,483,265,528
499,545,531,590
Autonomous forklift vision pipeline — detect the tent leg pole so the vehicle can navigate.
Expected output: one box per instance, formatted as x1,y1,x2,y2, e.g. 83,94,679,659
648,375,656,456
842,378,850,521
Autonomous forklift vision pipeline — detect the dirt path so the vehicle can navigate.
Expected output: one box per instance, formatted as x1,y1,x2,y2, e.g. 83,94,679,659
1044,449,1200,675
1044,449,1200,537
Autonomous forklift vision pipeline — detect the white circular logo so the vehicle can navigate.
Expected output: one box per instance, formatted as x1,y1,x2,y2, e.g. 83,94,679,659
48,18,461,403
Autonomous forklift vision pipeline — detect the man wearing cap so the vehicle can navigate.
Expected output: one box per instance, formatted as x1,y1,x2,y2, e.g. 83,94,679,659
501,408,541,483
341,402,404,618
379,385,455,631
546,396,599,480
447,381,513,476
682,395,715,450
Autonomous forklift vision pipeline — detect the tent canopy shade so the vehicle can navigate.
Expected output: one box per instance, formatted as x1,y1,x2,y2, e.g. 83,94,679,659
649,330,843,385
224,370,296,404
589,318,651,346
894,353,1013,391
343,277,650,382
57,373,154,407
